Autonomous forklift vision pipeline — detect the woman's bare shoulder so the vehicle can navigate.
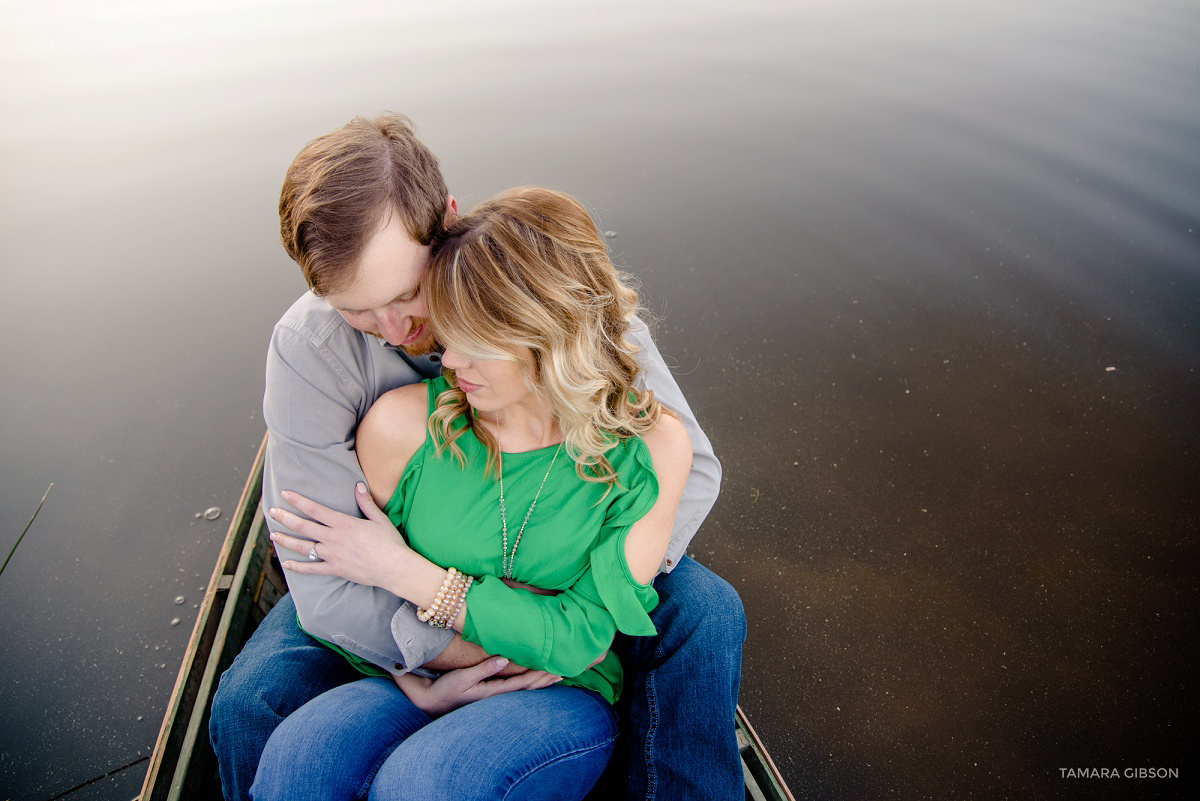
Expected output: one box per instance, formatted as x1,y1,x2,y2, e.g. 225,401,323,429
640,412,692,480
362,383,428,440
357,382,431,501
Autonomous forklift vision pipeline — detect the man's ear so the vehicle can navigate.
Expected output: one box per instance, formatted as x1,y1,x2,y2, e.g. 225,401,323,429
444,195,459,227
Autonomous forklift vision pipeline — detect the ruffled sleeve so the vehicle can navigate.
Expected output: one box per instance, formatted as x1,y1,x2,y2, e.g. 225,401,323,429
461,436,663,677
589,437,660,636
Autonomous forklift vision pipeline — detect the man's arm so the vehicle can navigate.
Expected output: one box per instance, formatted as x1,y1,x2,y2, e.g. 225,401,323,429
263,315,452,674
628,316,722,570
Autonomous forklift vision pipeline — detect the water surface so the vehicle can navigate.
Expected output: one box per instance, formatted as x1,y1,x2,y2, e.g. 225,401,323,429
1,0,1197,798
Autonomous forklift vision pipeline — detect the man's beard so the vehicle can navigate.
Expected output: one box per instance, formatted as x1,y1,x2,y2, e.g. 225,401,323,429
384,319,438,357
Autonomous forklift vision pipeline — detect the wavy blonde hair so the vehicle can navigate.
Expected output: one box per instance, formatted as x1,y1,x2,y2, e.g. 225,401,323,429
425,186,664,486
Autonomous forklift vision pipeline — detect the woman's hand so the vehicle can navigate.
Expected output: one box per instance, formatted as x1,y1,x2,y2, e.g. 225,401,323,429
393,657,563,717
270,483,415,591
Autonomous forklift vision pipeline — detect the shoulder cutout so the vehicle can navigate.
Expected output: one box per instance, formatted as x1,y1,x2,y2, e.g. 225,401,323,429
623,413,692,585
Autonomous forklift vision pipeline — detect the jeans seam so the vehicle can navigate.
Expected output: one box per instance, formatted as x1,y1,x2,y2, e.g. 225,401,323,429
355,738,404,800
642,642,665,801
499,731,620,800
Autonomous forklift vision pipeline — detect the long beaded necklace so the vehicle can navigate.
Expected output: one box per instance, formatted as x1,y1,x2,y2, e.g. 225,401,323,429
498,443,562,579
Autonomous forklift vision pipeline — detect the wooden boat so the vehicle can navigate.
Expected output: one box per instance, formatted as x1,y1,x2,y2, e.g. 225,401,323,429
138,435,795,801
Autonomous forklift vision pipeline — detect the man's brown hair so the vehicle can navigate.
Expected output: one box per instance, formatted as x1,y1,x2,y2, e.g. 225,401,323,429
279,113,448,296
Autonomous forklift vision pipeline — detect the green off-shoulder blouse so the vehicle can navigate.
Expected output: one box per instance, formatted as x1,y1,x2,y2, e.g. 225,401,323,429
382,375,660,704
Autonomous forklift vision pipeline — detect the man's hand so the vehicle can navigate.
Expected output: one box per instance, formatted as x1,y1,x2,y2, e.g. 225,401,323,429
393,657,561,717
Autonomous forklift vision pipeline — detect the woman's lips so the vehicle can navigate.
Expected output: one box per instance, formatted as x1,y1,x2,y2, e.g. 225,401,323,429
458,378,482,393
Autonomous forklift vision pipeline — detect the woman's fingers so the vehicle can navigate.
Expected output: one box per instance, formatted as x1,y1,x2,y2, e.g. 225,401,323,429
268,529,314,555
517,671,562,691
279,557,336,575
438,656,510,695
279,489,346,527
355,482,392,525
527,671,566,690
267,506,327,542
483,669,563,696
395,658,565,716
269,530,336,576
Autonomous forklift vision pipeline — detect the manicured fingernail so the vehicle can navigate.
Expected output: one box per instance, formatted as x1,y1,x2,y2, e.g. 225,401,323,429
552,676,564,683
269,508,280,519
269,533,278,542
356,482,367,494
495,657,509,668
280,490,292,499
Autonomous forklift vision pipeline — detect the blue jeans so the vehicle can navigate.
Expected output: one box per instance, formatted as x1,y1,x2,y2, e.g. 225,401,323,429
250,678,617,800
210,556,745,800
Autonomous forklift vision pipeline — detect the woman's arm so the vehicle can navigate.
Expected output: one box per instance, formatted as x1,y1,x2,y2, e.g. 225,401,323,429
621,413,693,584
443,414,691,632
456,416,692,675
271,415,692,676
628,316,722,570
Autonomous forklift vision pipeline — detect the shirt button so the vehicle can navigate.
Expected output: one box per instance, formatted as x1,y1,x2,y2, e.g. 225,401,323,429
666,559,674,567
429,354,441,362
394,662,404,671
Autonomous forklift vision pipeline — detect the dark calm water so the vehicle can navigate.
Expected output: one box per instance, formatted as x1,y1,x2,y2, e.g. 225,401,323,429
2,0,1197,798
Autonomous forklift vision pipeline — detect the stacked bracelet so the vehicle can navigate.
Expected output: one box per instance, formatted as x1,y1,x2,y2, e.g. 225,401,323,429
417,567,474,628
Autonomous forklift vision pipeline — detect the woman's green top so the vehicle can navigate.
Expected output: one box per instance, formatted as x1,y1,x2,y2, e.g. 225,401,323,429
381,375,661,704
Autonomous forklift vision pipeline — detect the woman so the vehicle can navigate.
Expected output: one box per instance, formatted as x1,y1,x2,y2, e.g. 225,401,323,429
252,187,692,800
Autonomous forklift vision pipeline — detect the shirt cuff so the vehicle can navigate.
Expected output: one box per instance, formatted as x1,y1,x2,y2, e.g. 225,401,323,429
390,600,455,673
461,576,550,668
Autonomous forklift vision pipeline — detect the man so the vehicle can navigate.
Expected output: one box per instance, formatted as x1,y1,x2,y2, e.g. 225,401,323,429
209,113,746,800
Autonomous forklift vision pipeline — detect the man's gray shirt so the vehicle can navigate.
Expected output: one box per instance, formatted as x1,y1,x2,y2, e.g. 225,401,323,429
263,291,722,675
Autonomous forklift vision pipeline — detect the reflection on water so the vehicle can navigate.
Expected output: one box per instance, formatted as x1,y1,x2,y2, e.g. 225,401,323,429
2,0,1197,797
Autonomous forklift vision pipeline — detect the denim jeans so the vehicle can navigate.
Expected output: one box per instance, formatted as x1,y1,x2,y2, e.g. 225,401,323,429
250,677,617,800
209,593,360,801
210,556,745,800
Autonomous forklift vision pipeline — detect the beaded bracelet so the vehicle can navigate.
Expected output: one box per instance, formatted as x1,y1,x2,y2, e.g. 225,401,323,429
417,567,460,623
418,567,474,628
435,575,473,628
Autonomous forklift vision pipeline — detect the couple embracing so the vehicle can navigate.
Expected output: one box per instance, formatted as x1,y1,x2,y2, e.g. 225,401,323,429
208,113,745,800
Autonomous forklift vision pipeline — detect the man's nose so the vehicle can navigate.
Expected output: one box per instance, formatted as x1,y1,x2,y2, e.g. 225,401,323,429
376,307,408,345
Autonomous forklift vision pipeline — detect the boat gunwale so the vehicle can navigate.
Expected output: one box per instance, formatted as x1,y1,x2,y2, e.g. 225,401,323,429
138,434,268,801
138,432,794,801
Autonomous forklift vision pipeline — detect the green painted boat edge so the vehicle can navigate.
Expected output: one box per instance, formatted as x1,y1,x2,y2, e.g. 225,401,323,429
138,434,270,801
138,432,794,801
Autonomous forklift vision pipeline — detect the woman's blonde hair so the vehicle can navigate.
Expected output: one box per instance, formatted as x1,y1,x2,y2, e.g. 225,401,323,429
425,186,663,486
